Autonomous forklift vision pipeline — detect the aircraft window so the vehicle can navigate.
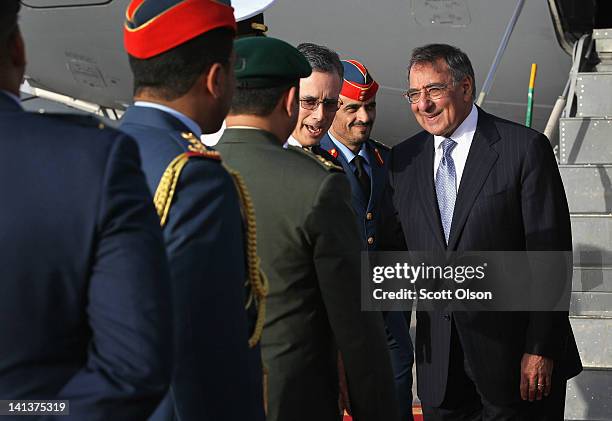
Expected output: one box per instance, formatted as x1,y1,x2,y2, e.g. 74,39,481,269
21,0,111,8
413,0,471,27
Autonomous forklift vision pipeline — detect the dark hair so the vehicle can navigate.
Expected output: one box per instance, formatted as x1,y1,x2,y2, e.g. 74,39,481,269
128,27,234,100
297,43,343,79
230,81,298,116
0,0,20,51
409,44,476,99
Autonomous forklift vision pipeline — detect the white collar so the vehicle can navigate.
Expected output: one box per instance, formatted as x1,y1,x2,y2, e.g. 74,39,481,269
434,103,478,149
286,135,302,147
134,101,202,138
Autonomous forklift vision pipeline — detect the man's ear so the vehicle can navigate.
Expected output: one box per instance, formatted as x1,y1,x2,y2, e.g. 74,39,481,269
283,85,298,117
205,62,226,99
461,76,473,101
9,29,26,69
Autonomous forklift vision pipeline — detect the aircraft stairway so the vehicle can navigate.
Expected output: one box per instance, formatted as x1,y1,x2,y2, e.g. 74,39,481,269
558,28,612,421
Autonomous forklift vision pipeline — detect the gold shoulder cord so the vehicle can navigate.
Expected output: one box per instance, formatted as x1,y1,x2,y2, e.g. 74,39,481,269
225,165,269,349
153,154,268,348
154,153,191,226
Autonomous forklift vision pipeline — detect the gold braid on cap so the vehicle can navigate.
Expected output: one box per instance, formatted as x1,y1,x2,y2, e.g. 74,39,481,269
225,165,269,348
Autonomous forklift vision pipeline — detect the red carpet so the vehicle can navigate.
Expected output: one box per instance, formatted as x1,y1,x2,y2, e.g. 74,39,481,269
343,405,423,420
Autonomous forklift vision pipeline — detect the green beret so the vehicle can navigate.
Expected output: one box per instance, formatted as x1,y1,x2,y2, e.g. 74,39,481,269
234,36,312,88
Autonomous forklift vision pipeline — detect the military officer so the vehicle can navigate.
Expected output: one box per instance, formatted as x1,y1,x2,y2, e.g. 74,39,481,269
216,36,400,421
119,1,265,420
0,1,172,419
319,59,415,420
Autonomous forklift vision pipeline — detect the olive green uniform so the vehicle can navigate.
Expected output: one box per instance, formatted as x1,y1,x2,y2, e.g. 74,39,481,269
217,128,399,421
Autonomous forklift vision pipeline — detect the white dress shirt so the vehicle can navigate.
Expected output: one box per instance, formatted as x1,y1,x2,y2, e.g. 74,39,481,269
433,104,478,190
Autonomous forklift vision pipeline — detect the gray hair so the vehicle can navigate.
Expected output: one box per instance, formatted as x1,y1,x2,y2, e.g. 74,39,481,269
408,44,476,100
297,43,343,79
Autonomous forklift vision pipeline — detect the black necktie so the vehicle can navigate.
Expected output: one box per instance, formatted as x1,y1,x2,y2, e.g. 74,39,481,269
354,155,371,199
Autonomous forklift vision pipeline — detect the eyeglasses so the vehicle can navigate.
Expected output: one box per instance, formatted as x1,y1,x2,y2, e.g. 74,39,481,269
299,98,341,111
403,83,450,104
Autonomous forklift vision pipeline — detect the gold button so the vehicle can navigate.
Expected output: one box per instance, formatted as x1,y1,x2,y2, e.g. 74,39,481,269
366,212,373,221
367,236,375,245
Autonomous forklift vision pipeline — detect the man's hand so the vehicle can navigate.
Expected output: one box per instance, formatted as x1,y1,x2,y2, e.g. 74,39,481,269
520,353,554,401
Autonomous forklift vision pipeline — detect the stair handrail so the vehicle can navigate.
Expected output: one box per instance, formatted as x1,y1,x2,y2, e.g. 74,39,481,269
476,0,526,107
563,33,593,118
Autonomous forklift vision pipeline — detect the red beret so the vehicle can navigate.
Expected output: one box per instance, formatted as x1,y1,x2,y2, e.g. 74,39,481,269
124,0,237,59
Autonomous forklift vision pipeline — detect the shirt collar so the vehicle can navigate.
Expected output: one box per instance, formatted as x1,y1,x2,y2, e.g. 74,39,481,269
327,131,369,165
434,103,478,150
134,101,202,138
286,135,302,147
1,90,22,108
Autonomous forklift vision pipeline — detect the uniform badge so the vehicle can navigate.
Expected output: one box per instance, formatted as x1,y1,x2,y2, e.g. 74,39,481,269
374,147,384,166
329,148,339,159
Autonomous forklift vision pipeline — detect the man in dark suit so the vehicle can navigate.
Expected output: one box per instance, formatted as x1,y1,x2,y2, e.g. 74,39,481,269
119,1,264,420
216,36,400,421
0,2,172,419
382,44,582,419
319,59,414,420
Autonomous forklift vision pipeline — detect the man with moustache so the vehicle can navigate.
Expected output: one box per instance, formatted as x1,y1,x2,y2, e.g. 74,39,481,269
319,59,414,420
381,43,582,419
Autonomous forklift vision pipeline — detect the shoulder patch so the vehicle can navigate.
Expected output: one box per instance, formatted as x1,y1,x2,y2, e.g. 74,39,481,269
287,145,344,172
369,138,391,150
179,132,222,161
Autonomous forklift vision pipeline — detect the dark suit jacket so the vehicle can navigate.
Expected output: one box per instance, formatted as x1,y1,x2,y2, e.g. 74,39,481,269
0,93,172,420
217,128,400,421
383,107,582,406
119,107,264,421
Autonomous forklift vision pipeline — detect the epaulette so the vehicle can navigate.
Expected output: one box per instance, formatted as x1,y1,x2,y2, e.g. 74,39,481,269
178,132,222,161
154,133,222,227
369,138,391,151
287,145,344,172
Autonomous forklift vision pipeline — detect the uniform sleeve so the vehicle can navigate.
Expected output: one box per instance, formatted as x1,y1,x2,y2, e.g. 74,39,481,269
52,134,173,420
158,159,259,420
520,133,573,358
305,173,401,421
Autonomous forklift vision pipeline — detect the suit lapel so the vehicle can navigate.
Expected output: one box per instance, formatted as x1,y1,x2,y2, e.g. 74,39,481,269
368,143,386,211
447,110,500,249
416,135,447,249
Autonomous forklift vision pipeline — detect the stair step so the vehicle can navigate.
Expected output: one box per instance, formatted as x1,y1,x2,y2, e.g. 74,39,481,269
564,369,612,420
572,267,612,292
570,318,612,367
593,28,612,54
575,73,612,117
570,292,612,317
571,215,612,266
560,118,612,164
560,165,612,212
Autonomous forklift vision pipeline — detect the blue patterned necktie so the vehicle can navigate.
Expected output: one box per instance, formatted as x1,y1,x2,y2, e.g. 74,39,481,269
435,138,457,244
